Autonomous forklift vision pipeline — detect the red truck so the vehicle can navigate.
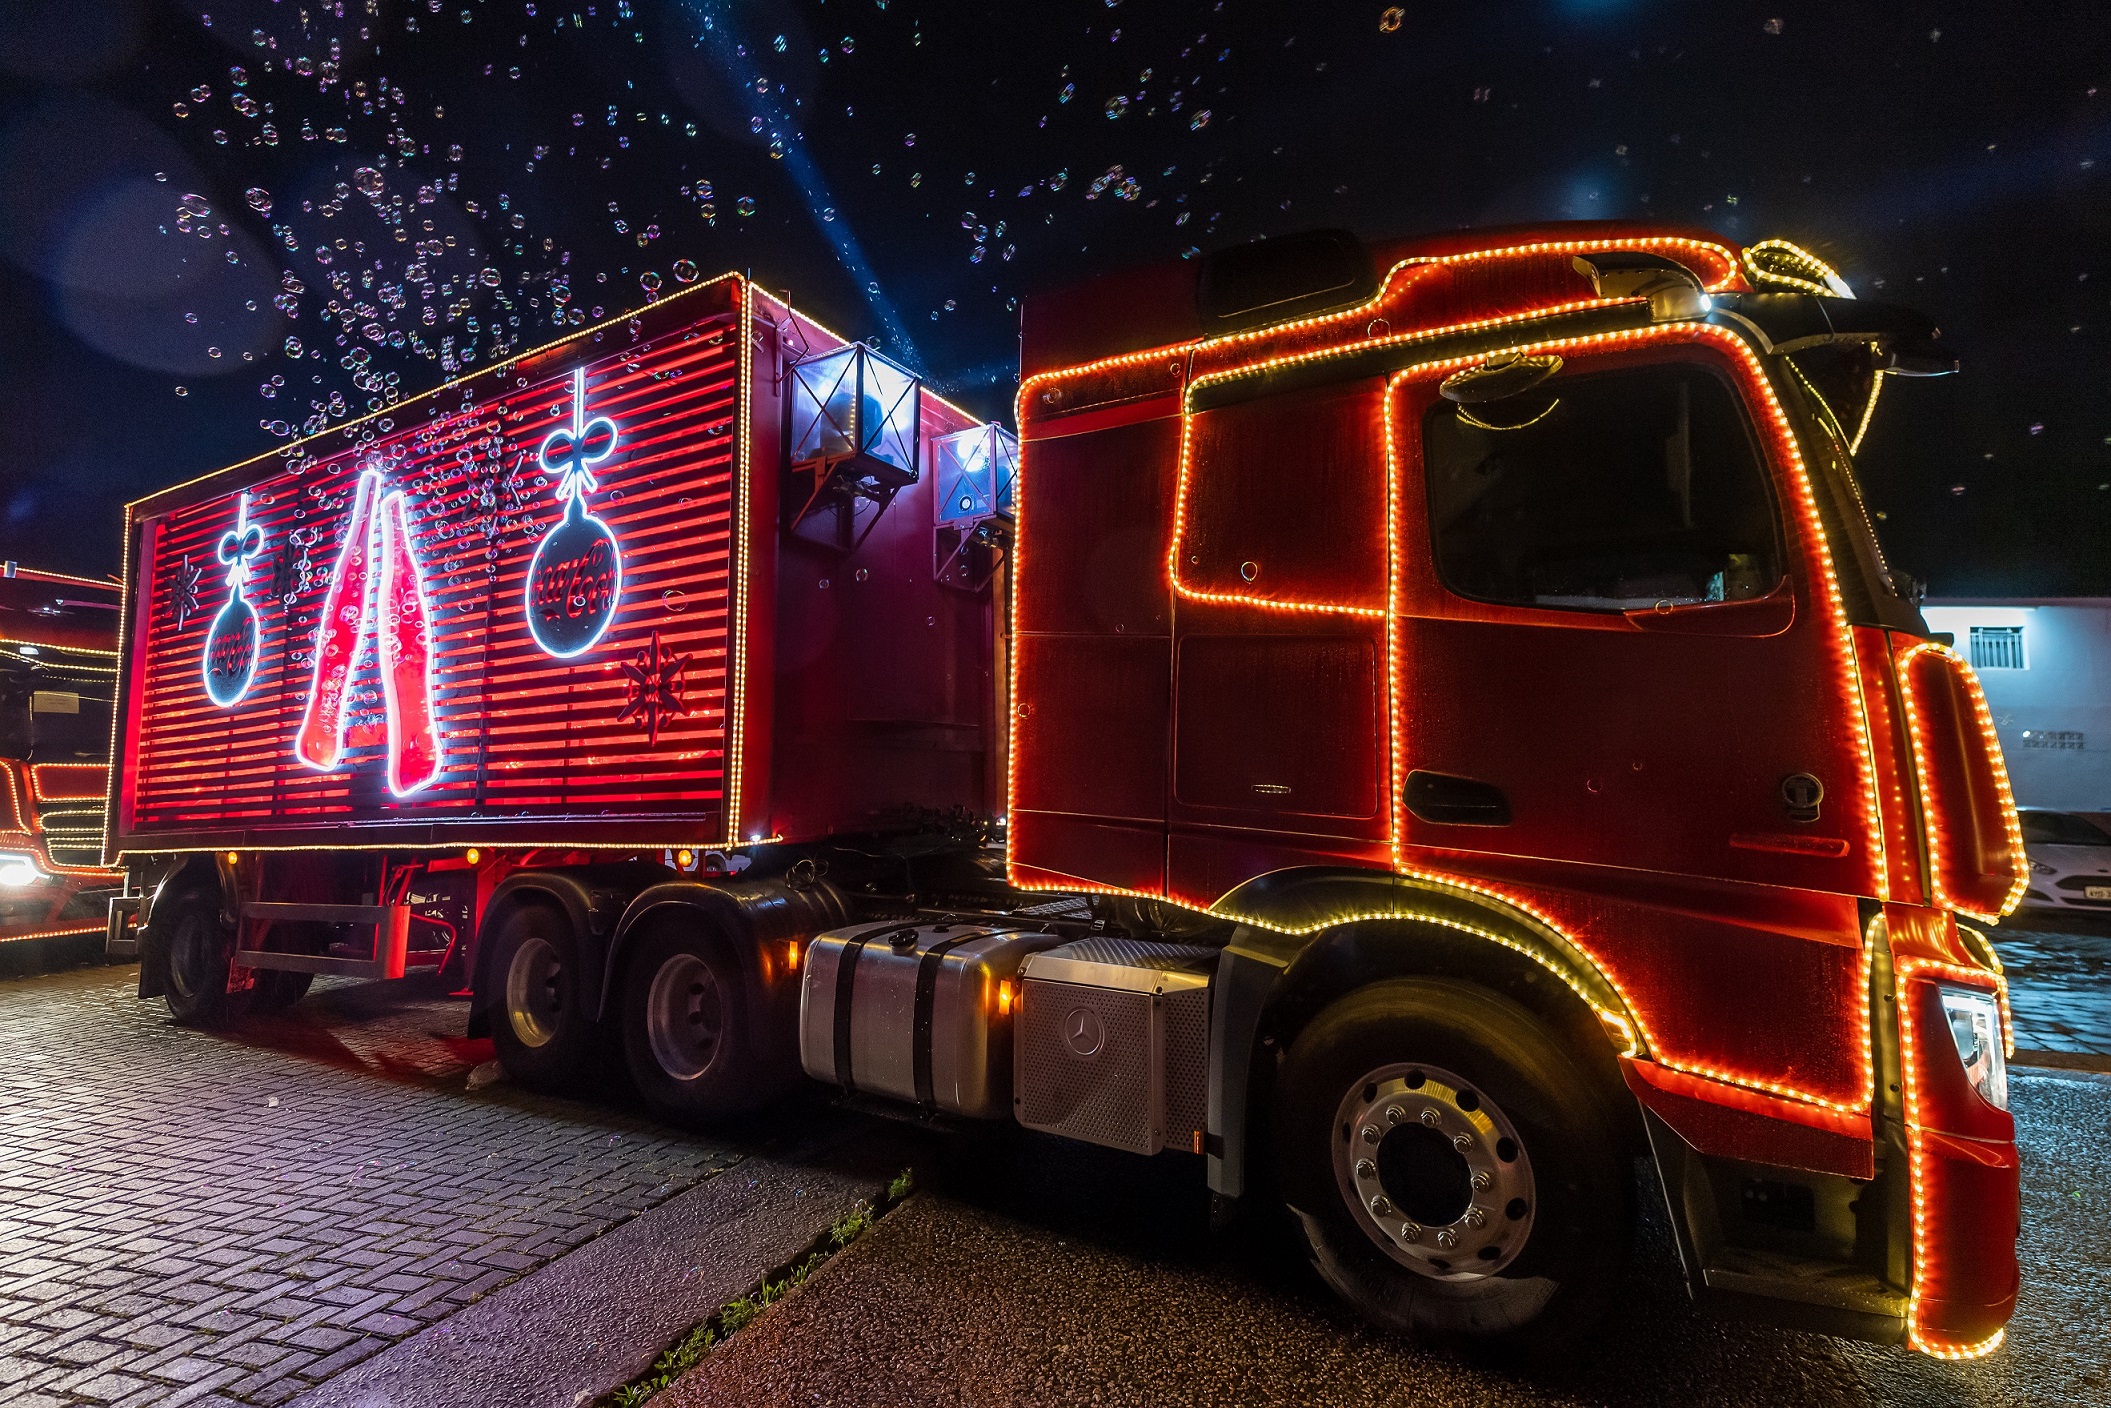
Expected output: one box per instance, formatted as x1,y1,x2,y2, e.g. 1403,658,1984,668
104,224,2024,1359
0,564,125,946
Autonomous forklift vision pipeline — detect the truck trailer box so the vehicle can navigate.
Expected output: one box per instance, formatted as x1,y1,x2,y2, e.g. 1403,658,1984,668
105,277,998,860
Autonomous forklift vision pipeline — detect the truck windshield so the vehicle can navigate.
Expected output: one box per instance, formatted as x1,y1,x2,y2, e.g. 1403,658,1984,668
1424,365,1781,612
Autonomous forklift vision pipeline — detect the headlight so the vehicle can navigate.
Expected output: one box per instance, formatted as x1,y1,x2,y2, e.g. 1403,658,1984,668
0,852,41,887
2029,859,2055,875
1939,985,2008,1111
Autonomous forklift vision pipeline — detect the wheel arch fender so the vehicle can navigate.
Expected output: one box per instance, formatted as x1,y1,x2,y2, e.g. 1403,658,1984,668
1203,867,1644,1199
468,871,603,1039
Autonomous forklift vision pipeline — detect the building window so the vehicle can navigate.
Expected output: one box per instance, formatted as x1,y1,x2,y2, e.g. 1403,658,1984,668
1968,625,2026,671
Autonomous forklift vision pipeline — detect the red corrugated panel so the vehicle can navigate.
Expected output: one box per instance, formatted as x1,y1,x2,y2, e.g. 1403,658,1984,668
126,315,740,838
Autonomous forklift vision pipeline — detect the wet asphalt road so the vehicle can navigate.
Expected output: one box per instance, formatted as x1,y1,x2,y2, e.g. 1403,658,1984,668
657,1067,2110,1408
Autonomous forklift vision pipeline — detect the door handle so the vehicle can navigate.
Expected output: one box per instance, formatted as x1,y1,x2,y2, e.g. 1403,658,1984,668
1406,771,1512,826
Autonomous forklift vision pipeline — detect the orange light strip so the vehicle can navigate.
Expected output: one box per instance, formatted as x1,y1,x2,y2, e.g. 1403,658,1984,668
0,921,107,945
1894,952,2011,1360
29,763,108,803
1893,641,2028,922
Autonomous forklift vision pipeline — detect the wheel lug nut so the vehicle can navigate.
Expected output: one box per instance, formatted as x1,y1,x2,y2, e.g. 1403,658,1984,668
1400,1221,1422,1242
1359,1124,1381,1145
1419,1107,1442,1126
1355,1158,1377,1180
1452,1132,1474,1151
1465,1205,1487,1229
1436,1227,1458,1248
1471,1170,1491,1191
1384,1104,1406,1126
1370,1195,1393,1216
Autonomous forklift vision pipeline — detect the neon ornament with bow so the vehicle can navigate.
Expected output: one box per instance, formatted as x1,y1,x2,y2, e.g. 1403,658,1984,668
525,366,624,658
202,491,266,707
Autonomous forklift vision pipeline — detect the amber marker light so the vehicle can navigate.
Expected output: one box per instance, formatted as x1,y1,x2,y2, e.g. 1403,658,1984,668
785,939,801,971
225,852,239,865
675,848,695,870
465,848,481,865
996,979,1015,1016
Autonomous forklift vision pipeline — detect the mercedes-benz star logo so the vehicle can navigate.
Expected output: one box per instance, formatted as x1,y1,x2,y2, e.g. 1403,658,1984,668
1062,1007,1105,1058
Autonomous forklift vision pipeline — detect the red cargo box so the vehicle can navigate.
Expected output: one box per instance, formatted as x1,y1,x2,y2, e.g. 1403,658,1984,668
107,277,997,857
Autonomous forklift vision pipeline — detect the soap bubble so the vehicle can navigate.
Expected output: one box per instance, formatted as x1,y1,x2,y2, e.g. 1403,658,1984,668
245,187,272,215
1190,109,1212,130
736,196,756,216
640,270,662,296
1104,95,1129,120
353,167,384,195
1380,6,1405,32
672,259,699,283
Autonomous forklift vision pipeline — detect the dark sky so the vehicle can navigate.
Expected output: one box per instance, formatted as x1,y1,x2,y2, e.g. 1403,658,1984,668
1,1,2106,594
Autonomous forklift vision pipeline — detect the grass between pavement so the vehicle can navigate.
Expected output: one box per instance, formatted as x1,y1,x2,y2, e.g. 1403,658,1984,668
601,1167,917,1407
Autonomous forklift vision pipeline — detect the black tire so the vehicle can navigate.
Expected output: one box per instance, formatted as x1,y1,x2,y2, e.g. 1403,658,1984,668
163,891,248,1028
619,920,776,1124
251,970,315,1012
1274,977,1631,1360
486,901,600,1091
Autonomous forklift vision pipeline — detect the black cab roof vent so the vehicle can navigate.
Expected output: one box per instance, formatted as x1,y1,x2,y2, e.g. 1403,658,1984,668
1197,229,1377,334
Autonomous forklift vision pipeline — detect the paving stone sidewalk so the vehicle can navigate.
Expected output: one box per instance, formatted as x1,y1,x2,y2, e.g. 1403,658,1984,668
0,965,744,1408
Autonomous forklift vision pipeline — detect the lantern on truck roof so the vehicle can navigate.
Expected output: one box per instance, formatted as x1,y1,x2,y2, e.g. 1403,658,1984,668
784,341,922,552
929,421,1017,591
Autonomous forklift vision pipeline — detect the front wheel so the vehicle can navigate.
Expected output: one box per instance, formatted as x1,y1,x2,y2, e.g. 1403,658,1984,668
486,902,599,1091
1274,977,1631,1360
163,891,247,1027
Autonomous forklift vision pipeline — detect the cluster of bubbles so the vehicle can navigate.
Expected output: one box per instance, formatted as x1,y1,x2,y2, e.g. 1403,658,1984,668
144,0,1237,444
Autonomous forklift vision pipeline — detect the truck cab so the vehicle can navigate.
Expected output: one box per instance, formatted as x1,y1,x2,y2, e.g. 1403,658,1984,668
1003,224,2023,1358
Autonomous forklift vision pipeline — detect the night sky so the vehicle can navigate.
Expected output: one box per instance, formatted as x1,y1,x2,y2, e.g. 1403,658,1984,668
1,1,2106,595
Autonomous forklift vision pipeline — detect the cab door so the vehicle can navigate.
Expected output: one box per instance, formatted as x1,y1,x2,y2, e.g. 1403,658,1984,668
1389,336,1882,900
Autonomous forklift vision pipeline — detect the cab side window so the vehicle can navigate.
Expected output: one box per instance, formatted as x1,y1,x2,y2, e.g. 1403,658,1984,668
1424,366,1782,611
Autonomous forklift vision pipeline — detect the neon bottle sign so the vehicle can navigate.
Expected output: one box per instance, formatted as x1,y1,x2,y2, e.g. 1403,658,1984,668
294,468,443,797
202,492,266,707
526,366,623,658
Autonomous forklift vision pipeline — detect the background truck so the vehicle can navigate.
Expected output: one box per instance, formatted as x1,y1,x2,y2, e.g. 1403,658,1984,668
0,564,124,947
105,224,2026,1360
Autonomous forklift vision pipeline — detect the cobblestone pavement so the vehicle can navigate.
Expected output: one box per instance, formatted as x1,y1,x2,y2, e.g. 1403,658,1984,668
0,964,747,1408
1993,919,2111,1057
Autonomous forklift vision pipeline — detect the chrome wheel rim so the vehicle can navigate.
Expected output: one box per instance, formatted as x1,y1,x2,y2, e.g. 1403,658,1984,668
1332,1062,1537,1280
646,952,724,1082
504,934,563,1048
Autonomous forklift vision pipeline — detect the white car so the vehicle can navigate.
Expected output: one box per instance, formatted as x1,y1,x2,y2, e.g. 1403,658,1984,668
2017,809,2111,912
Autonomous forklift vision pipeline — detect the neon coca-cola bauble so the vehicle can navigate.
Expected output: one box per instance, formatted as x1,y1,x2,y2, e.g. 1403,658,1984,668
526,366,623,659
202,492,265,707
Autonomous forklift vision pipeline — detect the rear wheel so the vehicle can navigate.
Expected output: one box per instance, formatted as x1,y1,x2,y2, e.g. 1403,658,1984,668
1274,977,1630,1360
487,902,598,1091
163,892,247,1027
620,922,772,1124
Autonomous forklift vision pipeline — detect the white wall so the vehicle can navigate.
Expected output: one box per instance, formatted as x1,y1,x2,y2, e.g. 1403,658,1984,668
1921,602,2111,811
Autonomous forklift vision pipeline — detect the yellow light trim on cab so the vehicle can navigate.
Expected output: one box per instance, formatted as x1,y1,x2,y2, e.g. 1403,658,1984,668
1743,238,1851,298
1850,372,1885,455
